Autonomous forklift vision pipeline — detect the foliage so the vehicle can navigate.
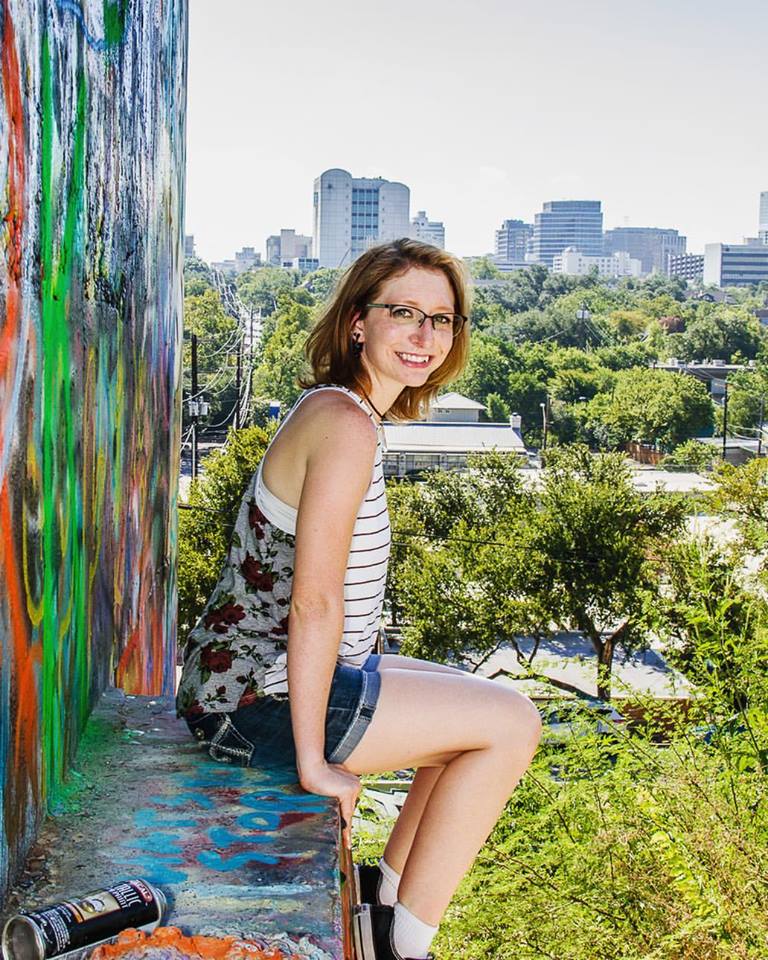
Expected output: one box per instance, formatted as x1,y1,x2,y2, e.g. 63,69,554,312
707,457,768,552
451,334,512,402
303,266,343,303
252,299,315,408
433,717,768,959
177,425,273,637
236,266,298,316
466,256,502,280
653,537,768,712
678,309,764,362
486,392,510,422
184,256,215,296
389,448,685,699
584,367,714,451
529,445,686,698
661,439,721,471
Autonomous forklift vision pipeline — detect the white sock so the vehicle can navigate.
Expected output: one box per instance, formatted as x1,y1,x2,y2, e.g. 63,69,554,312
377,857,400,907
392,901,438,960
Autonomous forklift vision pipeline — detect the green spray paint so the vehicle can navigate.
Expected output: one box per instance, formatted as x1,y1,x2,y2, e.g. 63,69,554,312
102,1,128,49
40,33,90,802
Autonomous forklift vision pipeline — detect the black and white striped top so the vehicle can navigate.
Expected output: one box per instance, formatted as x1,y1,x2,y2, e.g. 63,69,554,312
176,384,390,716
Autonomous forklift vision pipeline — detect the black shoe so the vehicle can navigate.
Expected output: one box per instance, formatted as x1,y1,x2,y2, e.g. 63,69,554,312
352,903,433,960
355,862,383,905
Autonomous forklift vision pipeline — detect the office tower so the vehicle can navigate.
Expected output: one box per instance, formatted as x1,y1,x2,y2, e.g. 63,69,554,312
667,253,704,282
530,200,603,267
184,235,196,258
759,192,768,243
411,210,445,248
604,227,686,275
266,229,312,267
704,243,768,287
234,247,261,272
313,168,410,268
494,219,533,268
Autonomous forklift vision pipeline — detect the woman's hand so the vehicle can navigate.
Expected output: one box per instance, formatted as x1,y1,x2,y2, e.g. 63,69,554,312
299,759,361,848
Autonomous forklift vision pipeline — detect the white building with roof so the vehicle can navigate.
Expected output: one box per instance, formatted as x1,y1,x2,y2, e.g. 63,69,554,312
553,247,642,278
382,392,527,477
429,392,486,422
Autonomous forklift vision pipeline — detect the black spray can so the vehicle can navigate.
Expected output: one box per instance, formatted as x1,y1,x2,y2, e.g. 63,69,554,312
1,879,166,960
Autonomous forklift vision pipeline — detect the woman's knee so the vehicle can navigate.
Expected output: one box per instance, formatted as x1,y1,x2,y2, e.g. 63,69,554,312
489,688,542,754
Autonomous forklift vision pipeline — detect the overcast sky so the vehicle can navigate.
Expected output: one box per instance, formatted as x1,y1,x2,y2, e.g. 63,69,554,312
185,0,768,263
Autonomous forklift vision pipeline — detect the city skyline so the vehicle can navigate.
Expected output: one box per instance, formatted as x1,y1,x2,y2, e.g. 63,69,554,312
186,0,767,263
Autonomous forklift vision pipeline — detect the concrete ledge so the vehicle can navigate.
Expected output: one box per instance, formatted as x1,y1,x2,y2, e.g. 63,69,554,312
1,690,348,960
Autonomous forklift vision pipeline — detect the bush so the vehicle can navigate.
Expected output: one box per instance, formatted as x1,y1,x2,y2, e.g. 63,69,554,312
177,424,274,638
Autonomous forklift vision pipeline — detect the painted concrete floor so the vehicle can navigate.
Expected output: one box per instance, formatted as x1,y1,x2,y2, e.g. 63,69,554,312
1,691,343,960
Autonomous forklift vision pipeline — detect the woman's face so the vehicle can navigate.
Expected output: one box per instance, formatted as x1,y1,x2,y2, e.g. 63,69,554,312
352,266,456,395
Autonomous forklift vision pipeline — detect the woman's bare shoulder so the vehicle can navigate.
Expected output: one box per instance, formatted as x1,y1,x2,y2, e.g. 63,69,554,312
292,388,377,453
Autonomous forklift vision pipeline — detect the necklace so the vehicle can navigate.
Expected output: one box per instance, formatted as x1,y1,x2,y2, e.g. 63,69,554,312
361,389,386,421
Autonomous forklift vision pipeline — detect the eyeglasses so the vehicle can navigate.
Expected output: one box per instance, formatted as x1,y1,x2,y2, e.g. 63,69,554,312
366,303,467,339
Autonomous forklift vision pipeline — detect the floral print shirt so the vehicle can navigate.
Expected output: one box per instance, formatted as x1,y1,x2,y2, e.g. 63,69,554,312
176,385,389,719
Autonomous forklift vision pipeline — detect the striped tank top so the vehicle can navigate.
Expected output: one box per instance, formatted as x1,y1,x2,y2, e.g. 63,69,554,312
176,384,390,717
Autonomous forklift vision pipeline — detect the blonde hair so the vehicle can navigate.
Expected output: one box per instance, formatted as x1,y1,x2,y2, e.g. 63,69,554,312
303,239,472,421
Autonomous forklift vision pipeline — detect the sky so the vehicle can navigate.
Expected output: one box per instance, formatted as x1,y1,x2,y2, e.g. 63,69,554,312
185,0,768,263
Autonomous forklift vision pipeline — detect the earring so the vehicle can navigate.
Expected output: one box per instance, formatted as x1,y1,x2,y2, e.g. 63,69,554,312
351,334,363,358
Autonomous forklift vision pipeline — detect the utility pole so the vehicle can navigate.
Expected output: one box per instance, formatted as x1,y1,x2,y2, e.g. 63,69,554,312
235,331,242,430
540,396,549,452
722,380,728,460
759,395,765,458
191,333,199,479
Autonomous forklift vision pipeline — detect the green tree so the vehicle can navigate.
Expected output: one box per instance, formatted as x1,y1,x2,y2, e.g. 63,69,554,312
177,424,274,636
304,267,343,303
587,367,714,450
466,256,501,279
679,309,764,362
451,335,512,402
660,439,720,471
486,393,510,422
252,299,314,407
528,445,686,699
184,256,215,296
237,266,298,316
707,457,768,551
654,537,768,712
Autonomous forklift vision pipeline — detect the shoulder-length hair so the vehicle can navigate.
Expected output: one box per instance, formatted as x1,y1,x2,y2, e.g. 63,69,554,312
303,238,472,421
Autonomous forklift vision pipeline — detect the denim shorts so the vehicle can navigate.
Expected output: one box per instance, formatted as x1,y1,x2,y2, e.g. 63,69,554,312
185,654,381,774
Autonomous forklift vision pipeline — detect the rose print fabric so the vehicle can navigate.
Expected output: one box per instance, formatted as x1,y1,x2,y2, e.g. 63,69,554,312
176,385,390,719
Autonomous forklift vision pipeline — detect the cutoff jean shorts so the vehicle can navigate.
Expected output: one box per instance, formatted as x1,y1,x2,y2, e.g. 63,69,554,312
185,653,382,775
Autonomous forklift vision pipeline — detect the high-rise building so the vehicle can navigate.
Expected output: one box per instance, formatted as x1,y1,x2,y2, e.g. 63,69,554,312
234,247,261,272
704,242,768,287
604,227,686,275
552,247,642,278
530,200,603,267
494,219,533,269
313,168,410,268
184,235,196,258
266,229,312,267
759,192,768,243
667,253,704,282
411,210,445,248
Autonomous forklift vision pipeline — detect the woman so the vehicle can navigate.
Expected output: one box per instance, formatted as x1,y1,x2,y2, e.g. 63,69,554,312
177,238,542,960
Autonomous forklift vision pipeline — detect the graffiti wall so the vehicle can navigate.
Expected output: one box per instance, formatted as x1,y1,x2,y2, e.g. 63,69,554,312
0,0,186,896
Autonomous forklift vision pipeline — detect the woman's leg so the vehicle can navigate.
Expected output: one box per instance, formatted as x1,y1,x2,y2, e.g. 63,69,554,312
370,655,463,873
342,668,542,926
380,764,444,874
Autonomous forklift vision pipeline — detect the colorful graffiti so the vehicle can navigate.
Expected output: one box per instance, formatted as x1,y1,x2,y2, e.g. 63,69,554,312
0,0,186,899
2,692,343,960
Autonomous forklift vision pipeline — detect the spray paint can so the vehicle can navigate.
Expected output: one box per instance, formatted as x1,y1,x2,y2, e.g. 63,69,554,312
1,879,166,960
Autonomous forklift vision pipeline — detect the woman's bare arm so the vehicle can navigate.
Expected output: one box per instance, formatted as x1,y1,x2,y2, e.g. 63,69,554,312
286,393,378,816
